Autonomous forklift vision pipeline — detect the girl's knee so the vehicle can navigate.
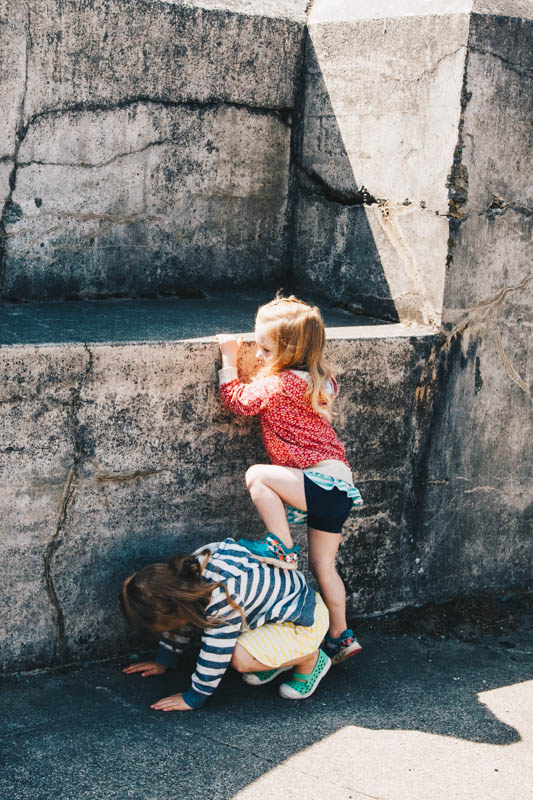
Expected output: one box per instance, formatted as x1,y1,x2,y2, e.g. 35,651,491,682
309,557,337,582
245,464,264,490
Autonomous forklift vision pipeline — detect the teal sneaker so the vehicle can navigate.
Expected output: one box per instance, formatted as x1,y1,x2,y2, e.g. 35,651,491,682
324,629,362,664
242,665,292,686
237,533,300,570
279,649,331,699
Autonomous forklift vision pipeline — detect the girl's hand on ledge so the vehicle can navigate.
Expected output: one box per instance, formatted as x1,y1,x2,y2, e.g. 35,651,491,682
122,661,167,678
151,692,194,712
216,334,242,367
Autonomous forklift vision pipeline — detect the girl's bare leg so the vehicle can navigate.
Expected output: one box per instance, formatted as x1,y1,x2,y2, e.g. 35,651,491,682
245,464,307,549
308,528,347,639
231,642,318,675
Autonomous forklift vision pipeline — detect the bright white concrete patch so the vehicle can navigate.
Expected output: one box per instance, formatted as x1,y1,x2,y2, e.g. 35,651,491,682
232,680,533,800
309,0,474,23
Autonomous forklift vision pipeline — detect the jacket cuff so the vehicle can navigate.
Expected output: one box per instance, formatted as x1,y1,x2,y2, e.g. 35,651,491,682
183,688,208,708
218,366,238,385
155,645,180,669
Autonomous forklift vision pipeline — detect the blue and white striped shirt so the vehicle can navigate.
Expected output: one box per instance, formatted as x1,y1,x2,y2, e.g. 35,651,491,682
154,538,316,707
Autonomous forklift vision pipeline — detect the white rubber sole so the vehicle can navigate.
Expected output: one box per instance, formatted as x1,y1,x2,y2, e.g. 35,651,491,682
242,666,292,686
279,655,332,699
252,554,299,570
331,641,363,665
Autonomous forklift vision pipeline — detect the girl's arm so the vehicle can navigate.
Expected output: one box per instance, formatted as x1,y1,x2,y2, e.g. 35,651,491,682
182,613,243,708
216,334,277,416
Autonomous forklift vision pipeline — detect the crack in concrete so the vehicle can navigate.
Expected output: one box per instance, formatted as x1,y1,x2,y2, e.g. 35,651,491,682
469,45,533,78
297,162,378,206
443,273,532,402
373,201,439,327
375,45,467,83
22,95,292,134
96,468,170,485
495,329,531,402
17,138,181,171
0,2,31,296
42,344,93,665
444,273,533,348
446,50,471,232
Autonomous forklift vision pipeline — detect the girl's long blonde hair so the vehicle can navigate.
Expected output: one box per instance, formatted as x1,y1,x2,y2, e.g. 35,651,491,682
255,294,335,421
120,551,247,638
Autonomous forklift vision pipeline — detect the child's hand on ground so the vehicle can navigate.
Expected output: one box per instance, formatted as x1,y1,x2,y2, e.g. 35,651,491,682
122,661,167,678
216,334,242,368
151,692,194,712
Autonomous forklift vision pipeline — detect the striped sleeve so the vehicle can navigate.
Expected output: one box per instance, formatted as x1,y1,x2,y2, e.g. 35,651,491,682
182,586,243,708
218,375,277,417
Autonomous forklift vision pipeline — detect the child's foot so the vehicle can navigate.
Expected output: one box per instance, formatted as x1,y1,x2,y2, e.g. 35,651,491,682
286,505,308,525
242,665,292,686
279,649,331,699
324,629,362,664
237,533,300,570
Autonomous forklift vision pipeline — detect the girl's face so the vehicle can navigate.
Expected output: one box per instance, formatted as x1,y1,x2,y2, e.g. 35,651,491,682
255,326,276,365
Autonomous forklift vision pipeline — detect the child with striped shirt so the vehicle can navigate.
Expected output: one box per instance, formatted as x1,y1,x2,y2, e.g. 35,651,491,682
216,294,363,663
121,539,331,711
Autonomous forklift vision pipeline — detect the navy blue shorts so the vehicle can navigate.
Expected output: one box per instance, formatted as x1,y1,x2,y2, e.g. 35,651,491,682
303,474,354,534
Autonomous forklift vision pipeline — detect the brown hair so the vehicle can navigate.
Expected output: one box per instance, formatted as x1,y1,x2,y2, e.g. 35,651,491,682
120,551,247,636
255,293,335,421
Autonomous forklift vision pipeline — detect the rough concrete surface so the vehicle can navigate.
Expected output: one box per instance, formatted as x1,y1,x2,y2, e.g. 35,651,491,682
0,0,305,299
292,8,469,325
1,620,532,800
6,103,291,297
415,10,533,600
0,295,436,672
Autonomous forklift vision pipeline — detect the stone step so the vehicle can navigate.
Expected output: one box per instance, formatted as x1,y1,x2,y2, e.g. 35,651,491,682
0,293,436,673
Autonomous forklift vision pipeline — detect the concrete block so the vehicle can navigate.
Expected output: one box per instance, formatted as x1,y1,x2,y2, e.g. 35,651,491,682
0,345,90,672
0,304,437,670
0,2,26,161
24,0,305,117
292,6,470,325
1,0,305,299
414,324,533,599
3,103,290,298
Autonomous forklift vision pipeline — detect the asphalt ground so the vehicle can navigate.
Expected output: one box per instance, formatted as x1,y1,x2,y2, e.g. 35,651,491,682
1,606,532,800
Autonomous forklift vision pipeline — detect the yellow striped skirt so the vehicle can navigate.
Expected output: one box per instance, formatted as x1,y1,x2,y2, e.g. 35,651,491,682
237,593,329,668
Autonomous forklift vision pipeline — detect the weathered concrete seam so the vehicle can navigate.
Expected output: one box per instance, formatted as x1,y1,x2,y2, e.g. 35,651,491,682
17,138,183,170
444,273,533,346
283,22,309,289
22,96,293,132
96,468,171,485
373,202,439,327
0,2,31,296
43,344,93,665
469,45,533,78
374,45,467,83
296,162,378,207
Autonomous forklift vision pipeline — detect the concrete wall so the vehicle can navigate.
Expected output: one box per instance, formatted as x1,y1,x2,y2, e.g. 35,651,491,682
0,0,307,299
0,329,435,672
0,0,531,673
413,9,533,598
291,1,468,325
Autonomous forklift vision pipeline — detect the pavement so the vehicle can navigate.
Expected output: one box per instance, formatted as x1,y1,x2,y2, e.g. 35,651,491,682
2,614,532,800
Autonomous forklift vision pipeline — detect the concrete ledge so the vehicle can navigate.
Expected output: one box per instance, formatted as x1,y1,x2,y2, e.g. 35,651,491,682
0,295,436,672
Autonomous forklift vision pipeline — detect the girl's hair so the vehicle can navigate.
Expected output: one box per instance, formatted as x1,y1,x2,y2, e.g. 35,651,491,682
120,551,247,636
255,293,335,421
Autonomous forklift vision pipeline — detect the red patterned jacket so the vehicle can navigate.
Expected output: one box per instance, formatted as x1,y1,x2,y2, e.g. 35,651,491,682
219,369,350,469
